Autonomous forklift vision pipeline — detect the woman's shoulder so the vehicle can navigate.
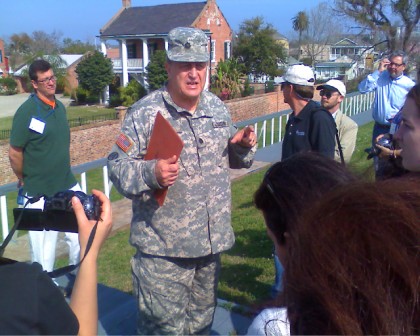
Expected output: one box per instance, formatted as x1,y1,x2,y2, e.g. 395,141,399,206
246,307,289,336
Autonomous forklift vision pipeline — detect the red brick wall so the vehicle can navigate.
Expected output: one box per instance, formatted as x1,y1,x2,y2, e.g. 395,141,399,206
194,0,233,74
0,39,7,76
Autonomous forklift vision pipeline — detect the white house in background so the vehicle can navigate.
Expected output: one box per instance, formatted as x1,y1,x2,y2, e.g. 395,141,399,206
314,55,361,81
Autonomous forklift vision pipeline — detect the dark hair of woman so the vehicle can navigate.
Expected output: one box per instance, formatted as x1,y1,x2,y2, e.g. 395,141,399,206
254,152,357,247
283,178,420,335
406,83,420,110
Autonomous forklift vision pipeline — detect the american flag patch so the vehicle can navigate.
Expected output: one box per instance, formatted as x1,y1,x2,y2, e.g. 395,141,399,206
116,133,133,152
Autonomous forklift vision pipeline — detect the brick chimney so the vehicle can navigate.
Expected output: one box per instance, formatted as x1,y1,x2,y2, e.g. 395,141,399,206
122,0,131,8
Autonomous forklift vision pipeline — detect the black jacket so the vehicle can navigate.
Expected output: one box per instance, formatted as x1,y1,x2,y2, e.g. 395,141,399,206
282,100,336,160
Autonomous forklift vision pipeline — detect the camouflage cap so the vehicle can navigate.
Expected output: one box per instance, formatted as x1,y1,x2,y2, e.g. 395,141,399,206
167,27,209,62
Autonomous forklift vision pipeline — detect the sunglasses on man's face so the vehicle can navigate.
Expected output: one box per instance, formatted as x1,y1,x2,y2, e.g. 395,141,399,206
319,89,337,99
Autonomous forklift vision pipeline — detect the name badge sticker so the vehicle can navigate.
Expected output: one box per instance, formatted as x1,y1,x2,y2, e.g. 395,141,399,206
29,117,45,134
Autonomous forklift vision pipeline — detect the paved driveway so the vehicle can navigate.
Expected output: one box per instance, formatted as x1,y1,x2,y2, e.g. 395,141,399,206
0,93,71,118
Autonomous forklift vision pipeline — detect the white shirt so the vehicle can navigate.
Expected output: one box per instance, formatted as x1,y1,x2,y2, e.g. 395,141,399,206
246,307,290,336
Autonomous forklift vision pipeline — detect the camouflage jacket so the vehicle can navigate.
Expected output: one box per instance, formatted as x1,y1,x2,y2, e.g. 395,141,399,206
107,87,256,258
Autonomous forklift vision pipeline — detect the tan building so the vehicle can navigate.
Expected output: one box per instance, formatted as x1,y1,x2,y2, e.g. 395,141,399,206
100,0,233,87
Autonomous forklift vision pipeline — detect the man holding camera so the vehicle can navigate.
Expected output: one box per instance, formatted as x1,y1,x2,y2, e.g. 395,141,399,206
358,50,414,178
8,59,81,289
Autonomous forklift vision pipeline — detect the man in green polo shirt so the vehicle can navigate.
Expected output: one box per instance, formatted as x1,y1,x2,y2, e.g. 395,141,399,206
9,59,81,286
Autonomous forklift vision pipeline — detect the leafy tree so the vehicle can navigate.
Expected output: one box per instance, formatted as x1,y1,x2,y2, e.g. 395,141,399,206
75,51,114,103
146,50,168,91
301,2,344,65
234,17,286,78
334,0,420,53
7,33,33,68
292,11,309,60
211,58,244,100
31,30,62,55
62,38,95,54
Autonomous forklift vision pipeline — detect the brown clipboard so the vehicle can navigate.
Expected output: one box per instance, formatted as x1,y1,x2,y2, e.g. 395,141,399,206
144,111,184,206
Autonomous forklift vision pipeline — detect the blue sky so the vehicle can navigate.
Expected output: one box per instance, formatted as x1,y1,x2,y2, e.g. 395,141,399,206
0,0,326,43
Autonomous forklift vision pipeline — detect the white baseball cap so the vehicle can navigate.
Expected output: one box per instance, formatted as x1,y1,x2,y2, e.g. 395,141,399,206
280,64,315,86
317,79,346,97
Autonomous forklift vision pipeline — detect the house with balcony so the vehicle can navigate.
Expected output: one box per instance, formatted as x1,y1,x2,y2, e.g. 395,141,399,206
329,38,370,61
99,0,233,88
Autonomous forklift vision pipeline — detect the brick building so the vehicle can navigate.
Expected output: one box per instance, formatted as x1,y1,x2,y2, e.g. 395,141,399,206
0,39,9,77
99,0,233,87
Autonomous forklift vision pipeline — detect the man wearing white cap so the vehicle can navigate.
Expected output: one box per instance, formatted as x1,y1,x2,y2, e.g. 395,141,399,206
270,65,336,300
280,64,336,160
317,79,358,163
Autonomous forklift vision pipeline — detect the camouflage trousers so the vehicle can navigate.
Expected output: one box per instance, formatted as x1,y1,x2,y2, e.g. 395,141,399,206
131,251,221,335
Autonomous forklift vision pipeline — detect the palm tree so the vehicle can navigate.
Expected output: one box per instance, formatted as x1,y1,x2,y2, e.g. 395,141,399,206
292,11,309,60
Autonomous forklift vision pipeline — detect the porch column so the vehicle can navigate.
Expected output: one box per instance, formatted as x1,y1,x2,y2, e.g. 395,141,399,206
142,38,149,72
100,40,107,56
120,39,129,86
164,38,168,51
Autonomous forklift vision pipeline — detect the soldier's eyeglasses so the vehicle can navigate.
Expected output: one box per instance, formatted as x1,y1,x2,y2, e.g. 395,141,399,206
37,75,57,84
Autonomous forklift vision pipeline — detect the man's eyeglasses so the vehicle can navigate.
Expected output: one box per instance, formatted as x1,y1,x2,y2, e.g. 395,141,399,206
319,89,336,99
388,62,404,68
37,75,57,84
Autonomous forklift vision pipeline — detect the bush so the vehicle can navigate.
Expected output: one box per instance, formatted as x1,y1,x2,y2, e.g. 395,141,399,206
0,77,18,95
109,94,123,108
241,79,254,97
118,79,147,107
76,87,88,104
265,80,275,93
86,94,100,104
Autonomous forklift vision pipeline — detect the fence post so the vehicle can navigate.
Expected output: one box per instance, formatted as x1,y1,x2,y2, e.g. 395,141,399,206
115,106,128,124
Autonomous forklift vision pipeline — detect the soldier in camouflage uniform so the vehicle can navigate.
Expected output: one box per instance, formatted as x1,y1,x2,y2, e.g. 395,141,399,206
107,27,257,335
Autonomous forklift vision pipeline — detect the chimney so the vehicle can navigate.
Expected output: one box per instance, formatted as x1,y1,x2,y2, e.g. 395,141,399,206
122,0,131,8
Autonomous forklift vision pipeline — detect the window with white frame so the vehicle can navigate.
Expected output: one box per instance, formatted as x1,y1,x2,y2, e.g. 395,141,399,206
224,41,231,60
210,40,216,62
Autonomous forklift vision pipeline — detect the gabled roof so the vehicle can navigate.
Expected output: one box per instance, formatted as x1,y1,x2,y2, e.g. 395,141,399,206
101,2,207,37
333,38,357,46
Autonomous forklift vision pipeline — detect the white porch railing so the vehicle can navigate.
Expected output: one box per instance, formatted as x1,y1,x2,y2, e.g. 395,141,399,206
112,58,143,70
0,91,374,241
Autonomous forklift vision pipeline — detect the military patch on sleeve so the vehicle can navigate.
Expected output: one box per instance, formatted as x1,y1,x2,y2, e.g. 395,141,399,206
213,121,228,128
116,133,133,153
108,152,119,160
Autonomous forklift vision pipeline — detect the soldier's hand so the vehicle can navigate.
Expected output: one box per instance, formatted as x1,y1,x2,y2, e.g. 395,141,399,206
230,125,257,148
155,155,179,187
